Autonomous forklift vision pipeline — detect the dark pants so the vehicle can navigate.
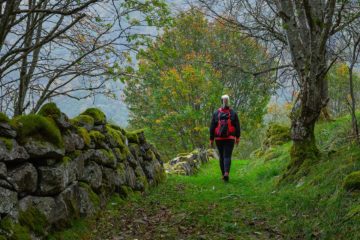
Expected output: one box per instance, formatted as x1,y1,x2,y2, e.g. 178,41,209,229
215,139,235,175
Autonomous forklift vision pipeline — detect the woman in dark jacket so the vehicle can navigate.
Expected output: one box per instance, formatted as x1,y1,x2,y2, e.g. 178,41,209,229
209,95,241,182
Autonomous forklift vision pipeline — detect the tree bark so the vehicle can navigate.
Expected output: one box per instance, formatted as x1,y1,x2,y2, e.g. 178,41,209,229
348,65,359,143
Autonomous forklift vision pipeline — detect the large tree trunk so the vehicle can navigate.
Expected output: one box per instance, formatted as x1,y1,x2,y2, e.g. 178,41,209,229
276,0,336,180
349,65,359,143
286,77,322,178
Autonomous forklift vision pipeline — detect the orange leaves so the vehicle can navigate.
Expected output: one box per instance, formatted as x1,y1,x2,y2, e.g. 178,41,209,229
336,63,349,77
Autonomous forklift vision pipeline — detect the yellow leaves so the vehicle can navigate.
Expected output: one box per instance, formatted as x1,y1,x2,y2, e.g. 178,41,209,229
77,34,86,43
336,63,349,77
155,119,162,124
267,102,292,115
284,102,293,111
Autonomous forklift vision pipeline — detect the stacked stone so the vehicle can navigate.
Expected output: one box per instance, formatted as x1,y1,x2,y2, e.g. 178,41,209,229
164,149,209,175
0,104,165,239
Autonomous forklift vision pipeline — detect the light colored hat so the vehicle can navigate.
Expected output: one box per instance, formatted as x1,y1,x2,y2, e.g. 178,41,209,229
221,94,230,106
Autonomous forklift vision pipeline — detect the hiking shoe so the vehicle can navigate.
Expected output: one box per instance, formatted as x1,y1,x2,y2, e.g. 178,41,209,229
223,172,229,182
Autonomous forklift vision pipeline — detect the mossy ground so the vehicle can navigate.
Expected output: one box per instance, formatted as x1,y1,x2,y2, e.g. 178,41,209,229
0,217,31,240
18,206,48,236
49,114,359,239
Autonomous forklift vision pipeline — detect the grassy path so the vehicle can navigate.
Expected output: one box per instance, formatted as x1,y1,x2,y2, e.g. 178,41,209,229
51,116,360,240
86,159,284,240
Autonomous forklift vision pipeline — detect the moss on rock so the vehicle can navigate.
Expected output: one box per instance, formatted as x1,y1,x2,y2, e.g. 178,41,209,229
62,156,72,165
38,102,61,119
118,186,133,198
79,182,100,207
0,137,13,150
71,115,94,129
0,112,9,123
89,130,106,144
263,124,291,147
18,206,48,236
125,131,139,144
280,138,319,183
106,125,125,148
0,216,31,240
80,108,106,125
77,127,90,147
343,171,360,191
10,114,63,147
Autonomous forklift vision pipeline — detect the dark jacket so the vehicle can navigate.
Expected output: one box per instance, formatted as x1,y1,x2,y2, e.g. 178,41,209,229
209,106,241,141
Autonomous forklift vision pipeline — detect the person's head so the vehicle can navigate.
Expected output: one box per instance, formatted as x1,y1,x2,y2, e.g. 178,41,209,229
221,94,230,108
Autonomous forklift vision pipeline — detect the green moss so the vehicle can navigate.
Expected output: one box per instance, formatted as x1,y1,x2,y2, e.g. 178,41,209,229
10,114,63,147
106,125,125,148
153,165,166,185
62,156,71,165
125,131,139,143
38,102,61,119
89,130,105,143
135,167,149,190
79,182,100,207
77,127,90,147
0,112,9,123
71,115,94,129
145,149,156,161
19,206,48,236
0,137,13,150
118,186,133,198
343,171,360,191
281,138,320,183
47,219,89,240
263,124,291,147
100,149,116,162
67,150,82,159
80,108,106,125
0,216,31,240
263,148,282,161
108,124,123,132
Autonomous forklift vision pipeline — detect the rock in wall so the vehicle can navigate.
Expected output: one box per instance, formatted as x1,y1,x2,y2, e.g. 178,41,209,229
0,103,166,239
164,149,209,175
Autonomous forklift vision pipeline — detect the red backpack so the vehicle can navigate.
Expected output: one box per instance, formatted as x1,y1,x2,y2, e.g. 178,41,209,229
215,108,235,137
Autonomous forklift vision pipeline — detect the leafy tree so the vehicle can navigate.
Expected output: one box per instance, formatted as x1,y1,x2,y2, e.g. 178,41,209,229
125,10,274,159
327,63,360,117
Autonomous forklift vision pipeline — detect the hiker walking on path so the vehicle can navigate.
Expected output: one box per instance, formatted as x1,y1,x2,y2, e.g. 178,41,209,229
209,95,241,182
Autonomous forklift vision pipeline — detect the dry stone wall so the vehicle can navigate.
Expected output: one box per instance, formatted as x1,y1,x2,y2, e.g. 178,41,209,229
164,149,210,175
0,103,165,239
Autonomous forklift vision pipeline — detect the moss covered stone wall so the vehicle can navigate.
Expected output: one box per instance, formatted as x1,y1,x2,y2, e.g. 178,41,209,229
0,103,166,239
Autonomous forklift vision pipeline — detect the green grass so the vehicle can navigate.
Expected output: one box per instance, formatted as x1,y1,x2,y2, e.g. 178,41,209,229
49,115,360,239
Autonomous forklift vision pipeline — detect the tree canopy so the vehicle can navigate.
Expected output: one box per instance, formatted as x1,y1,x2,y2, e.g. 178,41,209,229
125,10,274,158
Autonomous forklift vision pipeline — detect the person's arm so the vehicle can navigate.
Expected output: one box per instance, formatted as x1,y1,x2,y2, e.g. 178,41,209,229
234,112,241,144
209,111,217,145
